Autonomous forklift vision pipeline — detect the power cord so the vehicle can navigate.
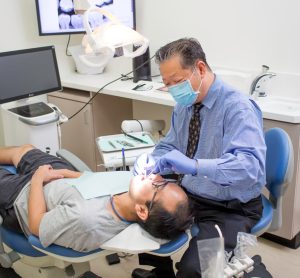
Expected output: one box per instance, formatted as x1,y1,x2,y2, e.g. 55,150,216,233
60,54,155,125
117,252,134,258
120,74,133,81
134,119,144,131
65,35,72,57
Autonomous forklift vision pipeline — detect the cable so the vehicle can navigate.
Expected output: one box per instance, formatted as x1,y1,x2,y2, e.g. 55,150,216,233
63,75,122,123
57,122,62,149
117,252,134,258
65,35,72,57
134,119,144,131
60,54,155,125
120,74,133,81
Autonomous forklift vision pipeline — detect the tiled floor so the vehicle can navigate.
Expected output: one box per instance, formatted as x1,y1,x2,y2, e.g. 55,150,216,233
90,237,300,278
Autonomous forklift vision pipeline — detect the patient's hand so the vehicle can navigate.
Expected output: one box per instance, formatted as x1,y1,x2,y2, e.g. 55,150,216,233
54,169,82,179
32,165,64,185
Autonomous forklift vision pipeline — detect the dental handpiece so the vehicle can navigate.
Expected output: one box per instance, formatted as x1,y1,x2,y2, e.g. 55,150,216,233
146,168,155,177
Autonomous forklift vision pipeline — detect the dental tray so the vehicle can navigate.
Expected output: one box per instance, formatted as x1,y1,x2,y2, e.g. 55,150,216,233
96,132,155,153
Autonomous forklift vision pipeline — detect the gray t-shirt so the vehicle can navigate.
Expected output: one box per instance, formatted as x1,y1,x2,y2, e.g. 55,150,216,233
14,179,129,252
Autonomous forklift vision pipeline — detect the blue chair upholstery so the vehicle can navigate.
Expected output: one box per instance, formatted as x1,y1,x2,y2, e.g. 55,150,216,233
151,233,189,255
1,228,45,257
0,229,189,260
250,196,273,235
0,165,16,174
251,127,293,235
27,232,189,258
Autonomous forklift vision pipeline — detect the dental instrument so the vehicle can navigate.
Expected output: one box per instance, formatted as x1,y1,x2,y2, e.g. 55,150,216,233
146,167,155,178
116,140,134,147
125,133,148,144
122,148,126,170
108,140,116,149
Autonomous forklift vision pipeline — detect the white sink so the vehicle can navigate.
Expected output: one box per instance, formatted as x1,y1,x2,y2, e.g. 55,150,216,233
255,97,300,124
214,68,253,94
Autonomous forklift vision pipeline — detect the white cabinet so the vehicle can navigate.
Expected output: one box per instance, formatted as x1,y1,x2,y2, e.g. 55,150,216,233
48,88,133,171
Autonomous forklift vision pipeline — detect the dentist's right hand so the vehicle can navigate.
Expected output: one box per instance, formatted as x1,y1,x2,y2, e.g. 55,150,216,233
153,150,198,175
133,153,156,176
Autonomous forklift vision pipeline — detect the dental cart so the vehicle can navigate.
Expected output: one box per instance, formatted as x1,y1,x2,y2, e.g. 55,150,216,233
96,131,156,170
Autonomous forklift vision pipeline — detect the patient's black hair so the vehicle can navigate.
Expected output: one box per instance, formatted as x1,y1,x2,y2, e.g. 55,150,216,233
138,198,193,240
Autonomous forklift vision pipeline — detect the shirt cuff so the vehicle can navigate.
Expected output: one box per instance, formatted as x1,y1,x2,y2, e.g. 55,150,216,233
196,159,217,179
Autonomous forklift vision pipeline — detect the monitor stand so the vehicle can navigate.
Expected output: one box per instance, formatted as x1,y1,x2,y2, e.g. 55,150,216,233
8,102,54,118
1,98,59,156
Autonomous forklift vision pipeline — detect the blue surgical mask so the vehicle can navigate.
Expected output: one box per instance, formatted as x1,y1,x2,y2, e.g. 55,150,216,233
168,71,202,107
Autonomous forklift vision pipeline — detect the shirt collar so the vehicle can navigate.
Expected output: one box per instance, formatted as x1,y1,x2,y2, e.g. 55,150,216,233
201,74,221,110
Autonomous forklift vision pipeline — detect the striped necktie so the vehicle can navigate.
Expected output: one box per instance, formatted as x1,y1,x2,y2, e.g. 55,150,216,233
178,103,203,185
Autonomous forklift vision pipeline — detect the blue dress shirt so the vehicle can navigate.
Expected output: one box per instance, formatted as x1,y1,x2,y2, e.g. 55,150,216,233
152,75,266,203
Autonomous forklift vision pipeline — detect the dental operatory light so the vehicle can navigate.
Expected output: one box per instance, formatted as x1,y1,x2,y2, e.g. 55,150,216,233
69,3,149,74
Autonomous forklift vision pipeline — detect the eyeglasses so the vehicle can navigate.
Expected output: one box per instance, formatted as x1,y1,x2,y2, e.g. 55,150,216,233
148,179,170,214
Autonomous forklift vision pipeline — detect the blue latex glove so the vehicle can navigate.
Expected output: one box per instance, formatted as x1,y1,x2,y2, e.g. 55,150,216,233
133,153,156,176
153,150,197,175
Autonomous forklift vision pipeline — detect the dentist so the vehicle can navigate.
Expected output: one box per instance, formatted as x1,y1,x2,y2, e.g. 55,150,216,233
133,38,266,278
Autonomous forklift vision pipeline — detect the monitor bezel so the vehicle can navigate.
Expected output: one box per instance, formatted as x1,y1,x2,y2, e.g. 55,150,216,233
35,0,136,36
0,46,62,104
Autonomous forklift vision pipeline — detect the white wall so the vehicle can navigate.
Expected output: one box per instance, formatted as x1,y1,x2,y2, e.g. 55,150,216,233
0,0,299,144
2,0,299,73
0,0,82,69
0,0,82,145
136,0,300,74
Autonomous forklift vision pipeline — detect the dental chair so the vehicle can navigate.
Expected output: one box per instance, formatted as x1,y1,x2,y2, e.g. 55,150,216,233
0,149,189,278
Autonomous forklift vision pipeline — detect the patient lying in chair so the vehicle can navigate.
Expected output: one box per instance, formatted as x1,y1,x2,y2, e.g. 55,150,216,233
0,144,192,252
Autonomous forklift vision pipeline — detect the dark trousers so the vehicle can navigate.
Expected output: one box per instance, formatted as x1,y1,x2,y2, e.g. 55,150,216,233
139,193,263,278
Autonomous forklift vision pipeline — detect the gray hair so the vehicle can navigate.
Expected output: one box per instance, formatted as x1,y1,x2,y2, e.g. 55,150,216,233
155,38,210,70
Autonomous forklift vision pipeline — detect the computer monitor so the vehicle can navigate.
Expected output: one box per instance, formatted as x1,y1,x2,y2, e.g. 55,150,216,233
0,46,61,104
35,0,136,36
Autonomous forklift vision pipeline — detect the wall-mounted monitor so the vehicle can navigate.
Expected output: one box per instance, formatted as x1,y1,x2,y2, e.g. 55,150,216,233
35,0,136,36
0,46,61,104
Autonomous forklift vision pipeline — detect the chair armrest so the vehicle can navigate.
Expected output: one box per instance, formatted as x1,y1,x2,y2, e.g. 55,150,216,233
56,149,92,172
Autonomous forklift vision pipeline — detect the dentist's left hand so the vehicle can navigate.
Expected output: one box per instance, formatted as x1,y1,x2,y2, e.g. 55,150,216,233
153,150,198,175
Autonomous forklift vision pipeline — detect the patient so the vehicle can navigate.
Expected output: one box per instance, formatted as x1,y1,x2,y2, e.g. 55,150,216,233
0,144,192,252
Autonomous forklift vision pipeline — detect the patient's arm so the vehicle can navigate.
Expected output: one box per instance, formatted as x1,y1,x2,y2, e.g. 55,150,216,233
53,168,82,178
28,165,64,236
